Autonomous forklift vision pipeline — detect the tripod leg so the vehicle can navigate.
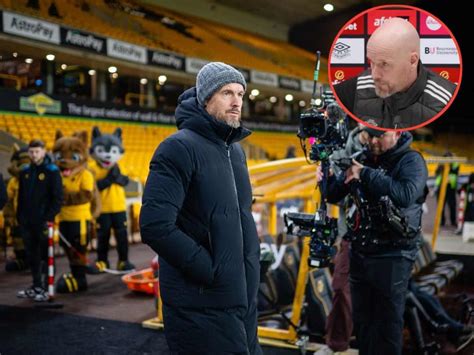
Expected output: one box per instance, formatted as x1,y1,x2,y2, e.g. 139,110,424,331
405,305,426,353
407,291,445,332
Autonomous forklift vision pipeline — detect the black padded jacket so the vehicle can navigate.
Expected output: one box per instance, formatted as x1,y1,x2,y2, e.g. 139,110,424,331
140,87,260,310
327,132,428,255
335,64,456,128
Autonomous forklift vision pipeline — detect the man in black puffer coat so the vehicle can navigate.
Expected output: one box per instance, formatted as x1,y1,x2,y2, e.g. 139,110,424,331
140,62,262,355
326,128,428,355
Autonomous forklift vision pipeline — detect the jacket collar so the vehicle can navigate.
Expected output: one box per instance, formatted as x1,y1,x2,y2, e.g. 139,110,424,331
367,131,413,168
383,62,428,112
175,87,251,145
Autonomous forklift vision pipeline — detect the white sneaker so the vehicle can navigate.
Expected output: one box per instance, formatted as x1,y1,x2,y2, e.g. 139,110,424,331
33,288,50,302
314,345,334,355
17,286,39,299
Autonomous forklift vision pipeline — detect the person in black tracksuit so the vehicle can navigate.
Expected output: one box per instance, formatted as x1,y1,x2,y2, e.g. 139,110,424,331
334,18,456,129
140,62,262,355
326,129,428,355
16,140,63,301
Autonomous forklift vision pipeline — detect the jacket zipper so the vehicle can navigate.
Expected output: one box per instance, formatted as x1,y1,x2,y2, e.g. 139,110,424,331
225,128,239,199
199,131,243,296
207,232,213,254
225,133,244,252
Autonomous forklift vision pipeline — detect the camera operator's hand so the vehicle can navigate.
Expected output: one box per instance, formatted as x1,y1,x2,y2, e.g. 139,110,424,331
316,165,323,182
316,165,333,182
344,159,364,184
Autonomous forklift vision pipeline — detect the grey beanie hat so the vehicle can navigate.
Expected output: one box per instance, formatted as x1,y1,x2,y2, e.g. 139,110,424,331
196,62,246,106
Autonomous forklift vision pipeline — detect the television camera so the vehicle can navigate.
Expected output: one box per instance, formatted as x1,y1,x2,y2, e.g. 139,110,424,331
285,51,348,268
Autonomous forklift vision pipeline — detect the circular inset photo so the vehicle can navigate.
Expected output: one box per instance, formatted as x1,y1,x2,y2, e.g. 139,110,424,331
328,5,462,131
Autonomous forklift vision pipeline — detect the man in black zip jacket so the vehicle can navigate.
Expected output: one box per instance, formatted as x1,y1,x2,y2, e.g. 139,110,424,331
334,18,456,129
325,128,428,355
16,139,63,302
140,62,262,354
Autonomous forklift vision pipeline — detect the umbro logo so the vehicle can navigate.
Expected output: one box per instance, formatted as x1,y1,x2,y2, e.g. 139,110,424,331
333,42,351,59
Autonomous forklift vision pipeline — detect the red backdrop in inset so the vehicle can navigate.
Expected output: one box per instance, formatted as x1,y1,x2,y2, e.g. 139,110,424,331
419,13,450,35
341,15,365,36
329,66,365,85
428,67,461,85
367,9,417,34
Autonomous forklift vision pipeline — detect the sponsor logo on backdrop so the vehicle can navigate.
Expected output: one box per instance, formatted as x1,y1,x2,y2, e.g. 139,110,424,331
373,16,409,27
333,42,351,60
185,57,209,74
420,13,449,35
429,67,460,84
426,16,442,31
421,38,459,65
439,71,449,80
260,243,287,270
149,51,184,70
66,103,174,123
107,39,147,64
368,10,416,34
335,70,345,81
341,16,364,35
279,76,301,91
345,22,358,31
62,29,104,53
3,11,60,43
331,67,366,85
20,93,61,115
250,70,278,87
330,38,365,64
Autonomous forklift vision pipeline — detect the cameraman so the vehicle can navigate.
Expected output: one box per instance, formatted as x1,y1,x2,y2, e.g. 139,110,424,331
325,128,428,355
318,125,369,354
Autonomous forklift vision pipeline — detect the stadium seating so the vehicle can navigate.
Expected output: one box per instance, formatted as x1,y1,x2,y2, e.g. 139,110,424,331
0,113,306,182
0,0,317,79
0,113,172,182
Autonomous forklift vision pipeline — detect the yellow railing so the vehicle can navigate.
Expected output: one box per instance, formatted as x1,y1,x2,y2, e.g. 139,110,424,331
0,74,23,90
425,156,468,249
124,92,153,107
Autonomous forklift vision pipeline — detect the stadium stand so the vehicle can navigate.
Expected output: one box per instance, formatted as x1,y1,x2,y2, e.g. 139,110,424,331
0,0,321,79
0,113,305,182
2,112,473,183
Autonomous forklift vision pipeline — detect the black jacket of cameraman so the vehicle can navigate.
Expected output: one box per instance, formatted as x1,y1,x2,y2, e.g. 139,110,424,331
327,132,428,255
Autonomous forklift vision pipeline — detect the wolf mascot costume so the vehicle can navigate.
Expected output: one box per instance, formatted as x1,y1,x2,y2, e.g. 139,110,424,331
88,127,134,272
53,130,98,293
3,144,30,271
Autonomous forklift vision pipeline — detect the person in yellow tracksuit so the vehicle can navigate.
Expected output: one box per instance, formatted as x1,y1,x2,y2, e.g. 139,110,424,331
53,130,95,293
88,127,134,272
3,145,30,271
435,152,460,227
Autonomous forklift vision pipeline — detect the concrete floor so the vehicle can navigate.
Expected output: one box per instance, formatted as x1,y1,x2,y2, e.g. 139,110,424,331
0,242,157,324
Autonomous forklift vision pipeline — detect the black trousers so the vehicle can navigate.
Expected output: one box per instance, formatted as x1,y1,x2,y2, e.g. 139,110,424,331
438,188,457,226
59,220,90,275
20,223,48,289
96,212,128,262
163,303,262,355
350,251,414,355
11,225,26,260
